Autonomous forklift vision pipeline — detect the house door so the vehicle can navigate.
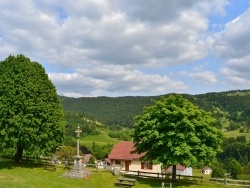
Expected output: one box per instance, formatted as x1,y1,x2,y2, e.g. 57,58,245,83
125,161,130,171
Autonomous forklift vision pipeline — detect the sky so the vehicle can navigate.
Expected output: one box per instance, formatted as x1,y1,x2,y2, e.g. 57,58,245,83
0,0,250,97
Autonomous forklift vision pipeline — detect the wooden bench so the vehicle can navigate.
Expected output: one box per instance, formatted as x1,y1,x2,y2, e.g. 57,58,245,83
115,178,136,187
43,163,56,171
115,182,134,187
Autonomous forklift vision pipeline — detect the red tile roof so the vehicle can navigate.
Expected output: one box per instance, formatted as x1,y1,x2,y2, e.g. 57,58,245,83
83,154,92,164
105,158,111,164
108,141,145,160
202,166,211,171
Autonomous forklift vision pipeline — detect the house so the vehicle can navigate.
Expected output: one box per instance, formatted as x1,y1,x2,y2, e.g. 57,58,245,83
108,141,162,174
82,154,92,164
201,166,212,174
165,165,192,176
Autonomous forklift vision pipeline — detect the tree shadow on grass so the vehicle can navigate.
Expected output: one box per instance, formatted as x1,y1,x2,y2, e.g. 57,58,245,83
122,175,206,188
0,158,44,170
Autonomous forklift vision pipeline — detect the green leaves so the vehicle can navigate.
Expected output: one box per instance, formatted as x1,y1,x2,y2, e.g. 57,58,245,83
0,55,65,161
132,94,223,170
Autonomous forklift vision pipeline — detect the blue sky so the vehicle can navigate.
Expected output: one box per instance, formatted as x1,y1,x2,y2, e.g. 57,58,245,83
0,0,250,97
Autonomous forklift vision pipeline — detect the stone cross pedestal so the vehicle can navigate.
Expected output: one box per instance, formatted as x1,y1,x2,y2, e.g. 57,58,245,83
74,125,82,170
62,125,91,179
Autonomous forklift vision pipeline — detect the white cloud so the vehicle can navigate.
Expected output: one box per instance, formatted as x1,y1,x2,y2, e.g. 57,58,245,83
0,0,213,67
211,8,250,59
210,7,250,88
49,65,187,97
0,0,244,97
180,70,218,85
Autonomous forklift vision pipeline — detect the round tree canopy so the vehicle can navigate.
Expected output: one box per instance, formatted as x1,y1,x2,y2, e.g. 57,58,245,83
132,94,223,167
0,54,65,162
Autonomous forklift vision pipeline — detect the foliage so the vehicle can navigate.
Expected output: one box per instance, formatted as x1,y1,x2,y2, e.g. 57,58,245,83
60,95,159,127
88,155,96,164
218,140,250,166
108,129,132,141
64,111,102,137
80,145,91,154
211,166,225,178
0,55,65,162
55,146,82,161
241,164,250,175
210,160,225,178
90,142,113,159
238,174,250,180
227,121,241,131
132,94,223,178
227,158,241,179
236,136,247,143
238,164,250,180
63,136,76,147
60,89,250,129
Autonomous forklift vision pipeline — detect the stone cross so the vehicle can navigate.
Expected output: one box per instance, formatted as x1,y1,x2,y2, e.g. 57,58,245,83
75,125,82,156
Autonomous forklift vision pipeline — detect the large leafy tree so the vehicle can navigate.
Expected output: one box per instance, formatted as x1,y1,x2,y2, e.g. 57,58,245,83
0,55,65,162
132,94,223,179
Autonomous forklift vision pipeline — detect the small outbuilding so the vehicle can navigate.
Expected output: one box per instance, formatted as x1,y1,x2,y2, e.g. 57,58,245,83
165,165,192,176
201,166,212,174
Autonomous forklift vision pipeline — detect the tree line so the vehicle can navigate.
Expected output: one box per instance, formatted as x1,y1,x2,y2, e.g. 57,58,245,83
60,90,250,130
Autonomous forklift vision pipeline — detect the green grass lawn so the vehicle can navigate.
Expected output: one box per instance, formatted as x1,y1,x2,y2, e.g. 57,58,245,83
0,159,240,188
223,129,250,142
80,133,118,147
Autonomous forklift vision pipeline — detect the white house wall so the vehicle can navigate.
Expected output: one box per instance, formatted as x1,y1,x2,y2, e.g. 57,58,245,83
167,167,192,176
184,167,192,176
111,160,161,174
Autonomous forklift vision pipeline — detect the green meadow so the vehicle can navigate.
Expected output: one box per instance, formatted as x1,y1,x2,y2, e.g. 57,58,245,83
80,133,118,147
0,159,240,188
223,129,250,141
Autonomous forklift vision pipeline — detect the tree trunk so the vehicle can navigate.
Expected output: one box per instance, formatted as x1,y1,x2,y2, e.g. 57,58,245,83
172,164,177,180
15,146,23,163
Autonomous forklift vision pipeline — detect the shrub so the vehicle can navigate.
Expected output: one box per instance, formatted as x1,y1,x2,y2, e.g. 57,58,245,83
211,166,225,178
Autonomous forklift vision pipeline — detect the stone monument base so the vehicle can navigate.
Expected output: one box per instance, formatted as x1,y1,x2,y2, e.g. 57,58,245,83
62,168,91,179
62,155,91,179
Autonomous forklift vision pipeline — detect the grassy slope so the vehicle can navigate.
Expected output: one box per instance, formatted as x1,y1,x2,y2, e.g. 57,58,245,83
0,160,237,188
223,130,250,141
80,132,118,147
220,116,250,141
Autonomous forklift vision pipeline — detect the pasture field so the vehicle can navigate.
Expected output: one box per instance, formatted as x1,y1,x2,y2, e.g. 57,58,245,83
80,132,118,147
223,129,250,142
0,159,239,188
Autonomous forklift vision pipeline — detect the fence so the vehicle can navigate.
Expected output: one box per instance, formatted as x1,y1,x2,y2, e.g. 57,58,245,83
210,178,250,187
89,165,250,187
121,170,204,181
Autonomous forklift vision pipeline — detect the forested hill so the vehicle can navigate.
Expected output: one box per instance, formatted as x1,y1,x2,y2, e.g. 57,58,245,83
60,89,250,128
60,95,160,127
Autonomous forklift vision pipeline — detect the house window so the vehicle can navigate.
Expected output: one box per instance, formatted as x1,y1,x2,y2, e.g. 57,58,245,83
115,160,121,165
141,162,153,170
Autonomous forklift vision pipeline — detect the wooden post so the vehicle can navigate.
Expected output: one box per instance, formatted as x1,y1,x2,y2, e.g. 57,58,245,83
161,182,164,188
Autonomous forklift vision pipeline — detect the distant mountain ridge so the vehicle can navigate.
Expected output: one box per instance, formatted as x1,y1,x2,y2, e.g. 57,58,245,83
60,89,250,128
